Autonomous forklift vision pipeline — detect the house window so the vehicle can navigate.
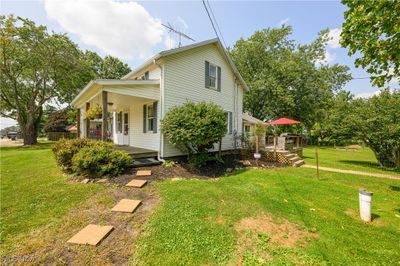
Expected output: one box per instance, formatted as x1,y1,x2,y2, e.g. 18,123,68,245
147,104,154,132
142,71,149,80
117,112,122,133
209,64,217,88
205,61,221,91
226,111,233,134
123,113,129,135
244,125,251,135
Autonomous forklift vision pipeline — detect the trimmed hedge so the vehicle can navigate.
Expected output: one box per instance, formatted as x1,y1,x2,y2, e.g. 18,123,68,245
71,142,131,177
52,138,94,171
52,138,131,177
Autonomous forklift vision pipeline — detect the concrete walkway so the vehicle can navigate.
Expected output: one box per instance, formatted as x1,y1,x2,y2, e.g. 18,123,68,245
301,164,400,180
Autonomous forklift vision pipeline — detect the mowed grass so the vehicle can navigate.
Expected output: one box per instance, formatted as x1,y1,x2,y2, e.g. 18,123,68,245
133,168,400,265
303,146,400,175
0,143,104,253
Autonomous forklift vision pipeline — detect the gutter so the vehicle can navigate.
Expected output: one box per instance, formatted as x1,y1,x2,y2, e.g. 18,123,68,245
154,58,165,162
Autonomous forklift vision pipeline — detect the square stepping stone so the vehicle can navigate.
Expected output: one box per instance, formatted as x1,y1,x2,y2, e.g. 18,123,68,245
67,224,114,246
111,199,141,213
136,170,151,176
126,179,147,188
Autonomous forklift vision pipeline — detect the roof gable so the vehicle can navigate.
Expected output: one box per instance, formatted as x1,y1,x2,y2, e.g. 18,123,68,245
123,38,249,91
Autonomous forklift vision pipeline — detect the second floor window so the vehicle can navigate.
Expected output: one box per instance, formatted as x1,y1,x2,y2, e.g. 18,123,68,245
205,61,221,91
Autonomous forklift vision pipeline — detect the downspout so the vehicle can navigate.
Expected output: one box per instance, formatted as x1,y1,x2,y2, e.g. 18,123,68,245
154,59,165,162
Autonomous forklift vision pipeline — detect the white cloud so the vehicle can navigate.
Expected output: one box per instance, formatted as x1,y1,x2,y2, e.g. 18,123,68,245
354,89,397,99
316,51,335,65
278,17,290,26
354,91,380,99
164,35,177,50
43,0,164,60
327,28,342,49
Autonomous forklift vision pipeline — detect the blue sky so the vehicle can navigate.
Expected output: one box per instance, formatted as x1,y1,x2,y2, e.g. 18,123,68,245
1,0,398,129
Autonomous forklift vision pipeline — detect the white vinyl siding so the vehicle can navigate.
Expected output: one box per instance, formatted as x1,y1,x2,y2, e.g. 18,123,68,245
162,43,244,157
129,101,160,151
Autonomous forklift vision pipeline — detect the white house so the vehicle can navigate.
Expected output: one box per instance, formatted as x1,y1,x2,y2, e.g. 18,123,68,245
71,38,249,159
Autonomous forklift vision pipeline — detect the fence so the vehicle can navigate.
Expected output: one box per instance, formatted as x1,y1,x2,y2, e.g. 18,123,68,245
47,132,77,141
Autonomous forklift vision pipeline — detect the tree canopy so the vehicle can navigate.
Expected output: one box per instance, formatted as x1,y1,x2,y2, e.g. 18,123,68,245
341,0,400,87
229,26,351,129
0,15,130,144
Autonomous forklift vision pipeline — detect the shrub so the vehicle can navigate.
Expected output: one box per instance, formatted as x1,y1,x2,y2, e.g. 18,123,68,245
161,101,227,164
52,138,94,171
71,142,131,177
162,160,176,167
188,153,224,167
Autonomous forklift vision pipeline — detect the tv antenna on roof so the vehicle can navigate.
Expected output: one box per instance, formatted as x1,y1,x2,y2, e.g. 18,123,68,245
162,22,195,48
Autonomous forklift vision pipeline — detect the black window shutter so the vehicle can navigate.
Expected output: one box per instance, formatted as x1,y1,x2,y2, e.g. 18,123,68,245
153,101,158,133
217,66,221,91
205,61,210,88
229,112,233,134
143,104,147,133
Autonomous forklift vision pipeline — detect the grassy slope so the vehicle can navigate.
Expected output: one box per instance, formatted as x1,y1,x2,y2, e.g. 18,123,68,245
0,143,104,253
133,168,400,265
303,146,400,175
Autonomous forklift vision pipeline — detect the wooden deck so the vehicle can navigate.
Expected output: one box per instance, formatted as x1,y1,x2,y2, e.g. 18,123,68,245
113,145,158,159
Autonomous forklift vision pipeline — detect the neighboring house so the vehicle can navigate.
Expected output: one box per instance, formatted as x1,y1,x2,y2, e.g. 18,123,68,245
71,38,248,159
242,113,268,149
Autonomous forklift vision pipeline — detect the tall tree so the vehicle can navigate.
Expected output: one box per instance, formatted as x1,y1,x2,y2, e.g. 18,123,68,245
0,16,89,144
341,0,400,87
345,89,400,168
0,15,131,145
229,26,351,129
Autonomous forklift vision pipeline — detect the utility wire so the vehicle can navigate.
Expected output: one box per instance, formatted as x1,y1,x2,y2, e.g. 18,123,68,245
202,0,226,47
205,0,227,47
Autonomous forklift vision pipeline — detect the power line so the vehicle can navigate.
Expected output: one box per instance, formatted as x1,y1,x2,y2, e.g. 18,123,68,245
205,0,227,47
202,0,225,46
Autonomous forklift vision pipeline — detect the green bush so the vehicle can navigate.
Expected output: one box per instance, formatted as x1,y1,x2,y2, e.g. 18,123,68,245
52,138,94,171
161,101,227,164
188,153,224,167
71,142,131,177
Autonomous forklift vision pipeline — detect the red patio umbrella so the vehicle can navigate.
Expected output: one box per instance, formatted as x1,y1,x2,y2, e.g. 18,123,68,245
270,117,301,125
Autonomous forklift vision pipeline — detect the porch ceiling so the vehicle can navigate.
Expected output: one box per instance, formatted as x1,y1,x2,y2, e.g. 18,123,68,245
72,79,160,108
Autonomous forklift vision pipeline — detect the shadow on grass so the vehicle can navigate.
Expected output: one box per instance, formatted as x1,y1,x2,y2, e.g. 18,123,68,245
372,213,381,221
389,185,400,192
338,159,400,173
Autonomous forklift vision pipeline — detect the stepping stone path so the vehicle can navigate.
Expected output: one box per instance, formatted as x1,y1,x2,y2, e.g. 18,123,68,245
126,179,147,188
112,199,141,213
67,169,151,246
67,224,114,246
136,170,152,176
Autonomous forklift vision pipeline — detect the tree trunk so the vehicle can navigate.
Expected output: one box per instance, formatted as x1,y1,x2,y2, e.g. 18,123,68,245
19,110,40,145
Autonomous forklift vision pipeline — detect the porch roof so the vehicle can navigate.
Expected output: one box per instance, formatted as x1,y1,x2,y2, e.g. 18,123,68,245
71,79,160,108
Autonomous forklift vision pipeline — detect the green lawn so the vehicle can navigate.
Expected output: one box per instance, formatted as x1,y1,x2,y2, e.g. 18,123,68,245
133,168,400,265
303,146,400,175
0,143,104,253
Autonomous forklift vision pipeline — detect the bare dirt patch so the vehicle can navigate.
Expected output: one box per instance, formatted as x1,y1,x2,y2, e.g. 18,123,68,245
235,215,317,248
232,215,318,265
4,183,159,265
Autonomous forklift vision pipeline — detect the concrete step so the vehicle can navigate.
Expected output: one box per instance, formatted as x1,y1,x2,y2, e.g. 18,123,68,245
289,156,301,162
293,160,305,167
132,157,161,167
285,154,297,159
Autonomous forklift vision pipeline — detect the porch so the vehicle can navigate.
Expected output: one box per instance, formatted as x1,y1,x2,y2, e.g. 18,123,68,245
113,145,158,159
71,79,160,153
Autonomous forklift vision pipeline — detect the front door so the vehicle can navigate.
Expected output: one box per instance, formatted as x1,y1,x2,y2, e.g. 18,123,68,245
123,112,129,145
